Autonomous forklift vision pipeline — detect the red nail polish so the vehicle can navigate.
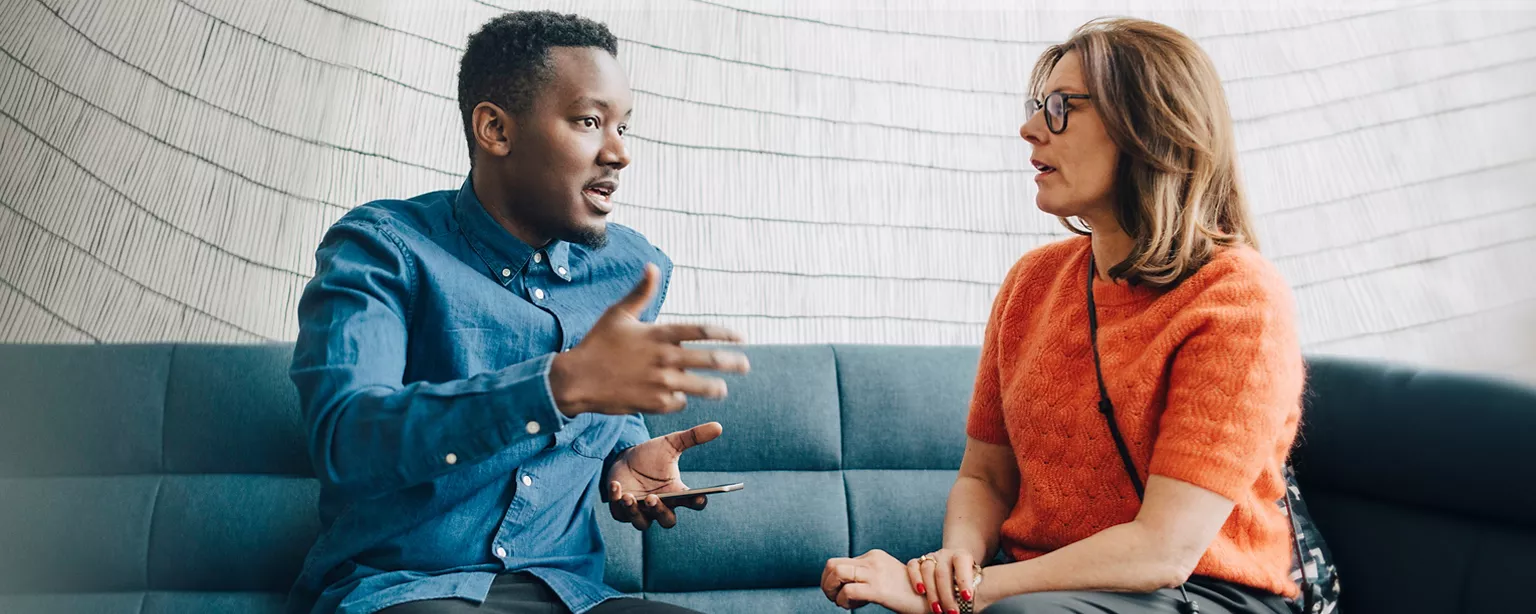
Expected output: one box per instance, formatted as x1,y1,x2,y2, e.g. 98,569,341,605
962,590,972,601
915,583,926,595
948,609,959,614
930,602,942,614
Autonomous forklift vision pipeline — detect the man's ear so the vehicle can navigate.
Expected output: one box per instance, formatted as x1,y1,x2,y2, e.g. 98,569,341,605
471,102,516,160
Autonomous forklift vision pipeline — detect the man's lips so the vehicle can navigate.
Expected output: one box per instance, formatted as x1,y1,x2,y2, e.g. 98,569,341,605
584,179,617,212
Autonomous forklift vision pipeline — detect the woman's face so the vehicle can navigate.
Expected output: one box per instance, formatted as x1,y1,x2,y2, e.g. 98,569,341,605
1020,51,1121,221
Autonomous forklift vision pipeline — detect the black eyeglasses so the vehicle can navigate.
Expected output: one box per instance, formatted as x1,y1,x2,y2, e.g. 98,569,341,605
1025,92,1092,134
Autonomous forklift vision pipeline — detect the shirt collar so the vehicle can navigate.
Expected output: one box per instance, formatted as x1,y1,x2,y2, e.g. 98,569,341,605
547,239,572,281
454,176,573,283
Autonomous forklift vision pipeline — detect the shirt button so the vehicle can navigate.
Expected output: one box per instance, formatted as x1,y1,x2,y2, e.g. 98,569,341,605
533,252,543,263
532,288,545,300
500,268,512,277
444,453,458,465
522,475,533,487
525,421,541,434
556,266,568,276
495,546,507,558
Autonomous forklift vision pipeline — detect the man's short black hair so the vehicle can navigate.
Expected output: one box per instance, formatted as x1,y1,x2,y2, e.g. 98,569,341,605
457,11,619,160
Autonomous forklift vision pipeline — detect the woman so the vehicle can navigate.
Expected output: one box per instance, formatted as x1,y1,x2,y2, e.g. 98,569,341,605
822,17,1305,614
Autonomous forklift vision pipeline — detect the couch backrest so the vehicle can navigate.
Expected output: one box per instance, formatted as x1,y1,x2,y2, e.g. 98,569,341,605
0,344,979,612
627,345,979,611
2,344,1533,614
1292,356,1536,614
0,344,316,597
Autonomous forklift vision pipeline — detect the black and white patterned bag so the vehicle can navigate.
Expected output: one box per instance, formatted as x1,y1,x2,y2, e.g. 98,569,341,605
1279,465,1341,614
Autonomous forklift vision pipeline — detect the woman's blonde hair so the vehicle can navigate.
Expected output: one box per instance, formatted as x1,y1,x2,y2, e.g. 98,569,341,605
1032,17,1257,287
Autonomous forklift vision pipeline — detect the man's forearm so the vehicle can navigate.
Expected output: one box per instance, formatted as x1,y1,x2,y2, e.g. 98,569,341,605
299,353,568,498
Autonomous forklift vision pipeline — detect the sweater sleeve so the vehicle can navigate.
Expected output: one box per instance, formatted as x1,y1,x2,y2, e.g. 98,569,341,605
1147,264,1305,502
967,257,1030,446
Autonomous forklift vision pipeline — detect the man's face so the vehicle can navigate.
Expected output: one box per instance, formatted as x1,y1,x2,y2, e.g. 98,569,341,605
493,46,633,248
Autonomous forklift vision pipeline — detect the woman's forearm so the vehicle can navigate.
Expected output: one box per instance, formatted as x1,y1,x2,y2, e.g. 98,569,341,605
974,520,1192,608
942,475,1013,562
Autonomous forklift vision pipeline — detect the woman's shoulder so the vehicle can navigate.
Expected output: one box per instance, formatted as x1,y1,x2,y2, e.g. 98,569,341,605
1178,244,1294,311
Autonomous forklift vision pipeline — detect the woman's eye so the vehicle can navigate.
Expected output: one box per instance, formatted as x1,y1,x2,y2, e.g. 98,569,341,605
581,118,598,129
617,124,627,136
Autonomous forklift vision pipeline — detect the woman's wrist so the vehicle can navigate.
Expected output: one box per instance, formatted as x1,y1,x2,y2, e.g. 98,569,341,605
971,579,998,612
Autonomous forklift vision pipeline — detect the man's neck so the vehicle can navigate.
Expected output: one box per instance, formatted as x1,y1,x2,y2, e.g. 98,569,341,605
471,166,550,249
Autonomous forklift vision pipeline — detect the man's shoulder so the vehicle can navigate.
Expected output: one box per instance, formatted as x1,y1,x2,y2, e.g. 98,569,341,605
602,223,671,268
333,189,458,239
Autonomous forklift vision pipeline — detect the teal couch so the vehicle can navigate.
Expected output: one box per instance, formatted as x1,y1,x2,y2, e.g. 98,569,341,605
1,344,1533,613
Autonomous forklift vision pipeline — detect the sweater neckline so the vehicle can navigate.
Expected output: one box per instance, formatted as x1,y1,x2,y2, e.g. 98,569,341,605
1081,241,1159,308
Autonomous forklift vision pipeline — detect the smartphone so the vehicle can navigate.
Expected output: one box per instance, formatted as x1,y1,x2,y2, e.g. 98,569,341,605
653,482,745,502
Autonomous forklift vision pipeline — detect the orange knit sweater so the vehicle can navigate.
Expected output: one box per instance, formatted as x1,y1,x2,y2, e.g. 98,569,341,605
967,237,1304,599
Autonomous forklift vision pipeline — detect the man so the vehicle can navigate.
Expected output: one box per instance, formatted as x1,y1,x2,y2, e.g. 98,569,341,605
287,11,748,614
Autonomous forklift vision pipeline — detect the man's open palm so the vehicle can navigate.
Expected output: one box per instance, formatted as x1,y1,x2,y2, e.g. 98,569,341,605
607,422,722,530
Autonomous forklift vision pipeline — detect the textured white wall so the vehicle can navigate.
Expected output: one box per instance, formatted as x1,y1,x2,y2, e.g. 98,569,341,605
0,0,1533,382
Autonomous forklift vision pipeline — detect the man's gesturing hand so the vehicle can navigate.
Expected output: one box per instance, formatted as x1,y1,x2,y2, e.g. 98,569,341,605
549,263,750,417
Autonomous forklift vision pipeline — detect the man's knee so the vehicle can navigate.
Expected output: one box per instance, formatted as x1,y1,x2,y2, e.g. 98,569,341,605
375,598,478,614
588,597,703,614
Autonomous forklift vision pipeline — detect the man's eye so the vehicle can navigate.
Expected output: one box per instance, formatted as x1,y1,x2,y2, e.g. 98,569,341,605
617,124,627,136
581,118,598,129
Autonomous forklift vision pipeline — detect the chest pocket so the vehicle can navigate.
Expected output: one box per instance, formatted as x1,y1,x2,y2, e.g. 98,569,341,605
565,413,624,459
422,327,542,378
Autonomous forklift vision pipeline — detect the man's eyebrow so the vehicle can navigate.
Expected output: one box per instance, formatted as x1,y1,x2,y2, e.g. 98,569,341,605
568,96,611,111
569,96,632,119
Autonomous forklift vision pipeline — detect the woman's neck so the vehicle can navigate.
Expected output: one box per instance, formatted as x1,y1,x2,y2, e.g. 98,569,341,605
1082,212,1133,281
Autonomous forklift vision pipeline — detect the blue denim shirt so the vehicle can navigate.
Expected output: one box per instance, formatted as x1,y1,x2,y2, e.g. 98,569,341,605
287,177,670,614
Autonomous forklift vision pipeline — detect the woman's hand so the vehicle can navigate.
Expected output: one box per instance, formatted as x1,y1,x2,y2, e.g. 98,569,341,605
908,548,981,614
822,549,930,613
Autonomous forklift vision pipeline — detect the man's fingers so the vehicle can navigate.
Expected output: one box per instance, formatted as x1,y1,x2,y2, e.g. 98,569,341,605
611,498,637,524
646,495,679,529
653,323,743,345
608,483,630,521
670,495,708,511
611,263,659,318
666,421,724,452
665,372,730,400
658,493,708,511
667,347,751,374
638,390,688,414
622,493,651,530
